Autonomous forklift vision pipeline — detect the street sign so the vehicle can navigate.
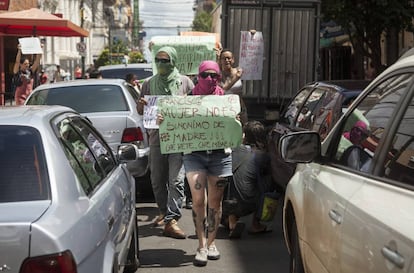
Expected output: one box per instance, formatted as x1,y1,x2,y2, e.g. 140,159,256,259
76,42,86,56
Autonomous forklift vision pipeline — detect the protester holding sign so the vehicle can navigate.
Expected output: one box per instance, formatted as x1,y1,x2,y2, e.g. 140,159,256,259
182,60,234,266
219,48,248,124
137,46,194,240
12,43,42,105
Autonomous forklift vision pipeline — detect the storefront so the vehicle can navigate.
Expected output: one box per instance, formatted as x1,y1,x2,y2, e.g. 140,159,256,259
0,7,88,105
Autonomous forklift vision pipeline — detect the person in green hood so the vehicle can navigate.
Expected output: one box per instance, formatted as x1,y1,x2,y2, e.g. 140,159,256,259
138,46,194,239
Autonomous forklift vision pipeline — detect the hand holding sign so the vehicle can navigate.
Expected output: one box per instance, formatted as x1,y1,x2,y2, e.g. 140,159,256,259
157,95,242,154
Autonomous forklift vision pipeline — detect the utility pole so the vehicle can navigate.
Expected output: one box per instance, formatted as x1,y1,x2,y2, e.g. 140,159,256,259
132,0,139,49
80,0,85,78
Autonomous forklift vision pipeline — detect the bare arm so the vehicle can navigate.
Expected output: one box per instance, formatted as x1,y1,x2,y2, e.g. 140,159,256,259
222,67,243,91
31,43,43,72
31,53,41,72
13,44,21,74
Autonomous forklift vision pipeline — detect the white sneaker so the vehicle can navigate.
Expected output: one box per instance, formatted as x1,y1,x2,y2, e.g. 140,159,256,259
207,245,220,260
193,247,208,266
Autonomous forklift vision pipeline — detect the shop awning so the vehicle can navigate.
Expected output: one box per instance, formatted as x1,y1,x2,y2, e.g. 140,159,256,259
0,8,89,37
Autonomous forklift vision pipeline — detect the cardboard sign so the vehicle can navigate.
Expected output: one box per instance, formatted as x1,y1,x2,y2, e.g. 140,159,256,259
157,95,242,154
150,35,216,75
239,31,264,80
18,37,42,54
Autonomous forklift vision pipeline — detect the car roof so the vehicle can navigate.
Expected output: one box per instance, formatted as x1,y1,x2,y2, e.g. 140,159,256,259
98,63,152,70
0,105,75,125
310,80,371,92
34,78,125,90
304,80,371,100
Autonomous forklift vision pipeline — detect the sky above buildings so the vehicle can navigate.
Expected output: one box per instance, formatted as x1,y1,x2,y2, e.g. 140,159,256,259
139,0,194,43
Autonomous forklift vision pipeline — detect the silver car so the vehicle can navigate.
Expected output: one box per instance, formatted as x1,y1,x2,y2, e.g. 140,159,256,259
280,53,414,272
25,79,150,182
98,63,153,82
0,105,139,273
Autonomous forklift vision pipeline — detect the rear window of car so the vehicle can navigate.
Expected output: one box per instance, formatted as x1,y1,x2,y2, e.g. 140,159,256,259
0,126,50,202
100,67,153,80
27,85,129,113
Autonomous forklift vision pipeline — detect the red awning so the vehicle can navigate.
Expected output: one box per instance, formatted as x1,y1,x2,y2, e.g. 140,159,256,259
0,8,89,37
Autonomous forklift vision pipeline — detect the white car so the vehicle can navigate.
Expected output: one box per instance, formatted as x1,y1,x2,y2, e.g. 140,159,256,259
0,106,139,273
25,79,151,193
280,53,414,273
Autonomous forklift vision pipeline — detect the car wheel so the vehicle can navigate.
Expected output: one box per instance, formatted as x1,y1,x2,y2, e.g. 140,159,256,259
124,218,140,272
290,218,305,273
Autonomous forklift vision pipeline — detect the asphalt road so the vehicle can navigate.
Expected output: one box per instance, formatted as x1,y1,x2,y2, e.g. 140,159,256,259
135,194,290,273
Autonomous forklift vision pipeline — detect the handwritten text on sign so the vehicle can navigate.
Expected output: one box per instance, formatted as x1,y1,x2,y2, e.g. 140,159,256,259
150,35,216,75
239,31,264,80
157,95,242,154
143,95,160,129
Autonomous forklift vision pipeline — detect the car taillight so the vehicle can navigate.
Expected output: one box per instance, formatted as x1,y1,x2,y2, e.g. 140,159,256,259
122,127,144,143
20,250,77,273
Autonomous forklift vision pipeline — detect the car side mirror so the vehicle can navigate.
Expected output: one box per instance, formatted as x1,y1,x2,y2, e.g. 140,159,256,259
117,144,139,162
279,131,320,163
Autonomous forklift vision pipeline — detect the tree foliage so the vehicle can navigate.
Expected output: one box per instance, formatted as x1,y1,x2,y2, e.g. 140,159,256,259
94,39,145,68
192,11,213,32
322,0,414,72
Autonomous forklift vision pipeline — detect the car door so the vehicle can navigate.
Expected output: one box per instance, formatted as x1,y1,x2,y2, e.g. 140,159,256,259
269,86,314,190
57,116,134,271
330,73,414,273
296,161,364,273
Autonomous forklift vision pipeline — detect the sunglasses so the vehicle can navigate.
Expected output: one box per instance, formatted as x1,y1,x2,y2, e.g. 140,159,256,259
352,127,369,138
199,71,219,79
155,58,170,64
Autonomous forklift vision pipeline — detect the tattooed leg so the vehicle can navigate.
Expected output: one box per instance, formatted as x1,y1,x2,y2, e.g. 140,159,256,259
206,177,227,247
187,171,207,249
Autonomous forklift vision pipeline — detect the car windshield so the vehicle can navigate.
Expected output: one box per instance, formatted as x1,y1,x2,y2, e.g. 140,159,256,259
27,85,129,113
100,67,153,80
0,126,50,202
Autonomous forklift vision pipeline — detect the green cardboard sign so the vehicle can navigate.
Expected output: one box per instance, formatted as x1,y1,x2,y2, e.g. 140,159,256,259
158,95,242,154
150,35,216,75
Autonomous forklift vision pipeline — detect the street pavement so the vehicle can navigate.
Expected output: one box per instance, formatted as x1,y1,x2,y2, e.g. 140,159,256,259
135,193,290,273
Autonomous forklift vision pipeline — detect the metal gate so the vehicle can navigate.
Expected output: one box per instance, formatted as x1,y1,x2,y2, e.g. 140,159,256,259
221,0,320,120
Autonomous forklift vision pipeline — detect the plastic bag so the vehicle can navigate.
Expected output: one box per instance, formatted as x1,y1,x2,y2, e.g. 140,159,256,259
258,191,280,222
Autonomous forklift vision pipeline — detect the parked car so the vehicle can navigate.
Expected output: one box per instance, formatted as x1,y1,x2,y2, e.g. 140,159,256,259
0,105,139,273
268,80,370,191
279,55,414,273
25,79,150,191
99,63,153,82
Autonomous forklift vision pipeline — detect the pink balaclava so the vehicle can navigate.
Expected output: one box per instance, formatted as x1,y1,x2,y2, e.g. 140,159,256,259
192,60,224,95
344,120,369,144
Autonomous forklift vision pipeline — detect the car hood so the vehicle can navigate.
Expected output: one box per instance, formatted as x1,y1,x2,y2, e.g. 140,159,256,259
0,201,51,271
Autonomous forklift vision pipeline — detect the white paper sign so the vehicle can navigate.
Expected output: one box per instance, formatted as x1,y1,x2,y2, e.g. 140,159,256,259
143,95,161,129
239,31,264,80
18,37,42,54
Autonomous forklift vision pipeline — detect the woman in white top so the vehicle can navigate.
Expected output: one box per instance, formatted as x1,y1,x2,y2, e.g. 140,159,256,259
218,48,248,124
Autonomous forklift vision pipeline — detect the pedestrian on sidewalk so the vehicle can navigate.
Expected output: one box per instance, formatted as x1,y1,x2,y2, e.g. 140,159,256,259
183,60,234,266
137,46,194,239
12,43,42,105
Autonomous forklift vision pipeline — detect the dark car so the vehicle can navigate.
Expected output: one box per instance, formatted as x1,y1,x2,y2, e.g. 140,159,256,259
268,80,371,191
